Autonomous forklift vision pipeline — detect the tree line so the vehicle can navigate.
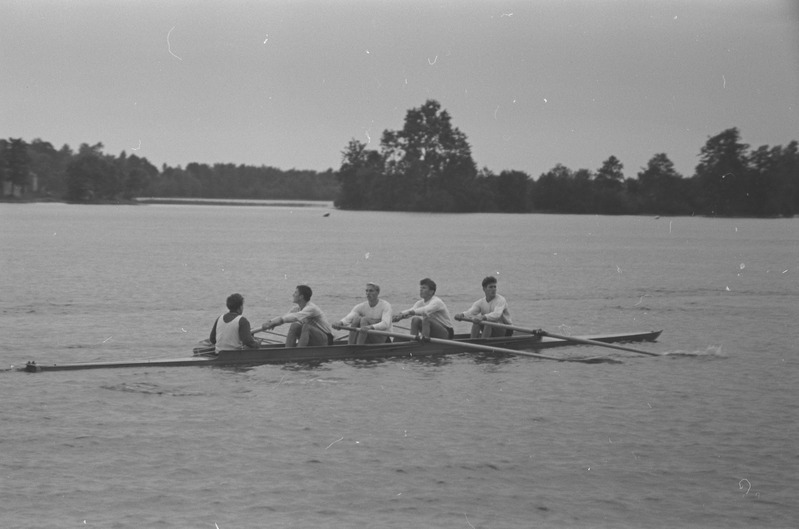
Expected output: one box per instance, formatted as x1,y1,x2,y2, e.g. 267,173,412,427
3,99,797,216
0,139,338,203
336,100,798,217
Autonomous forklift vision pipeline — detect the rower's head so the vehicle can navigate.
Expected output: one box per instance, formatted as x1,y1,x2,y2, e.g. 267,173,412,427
294,285,313,303
482,276,498,300
365,282,380,303
226,293,244,313
419,278,436,300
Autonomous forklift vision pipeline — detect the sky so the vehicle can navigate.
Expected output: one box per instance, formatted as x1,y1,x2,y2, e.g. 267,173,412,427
2,0,798,179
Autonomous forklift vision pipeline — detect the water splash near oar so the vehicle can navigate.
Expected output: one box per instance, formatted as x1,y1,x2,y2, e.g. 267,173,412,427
660,344,725,358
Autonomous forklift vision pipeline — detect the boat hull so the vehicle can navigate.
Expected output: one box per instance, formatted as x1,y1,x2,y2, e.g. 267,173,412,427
18,330,662,372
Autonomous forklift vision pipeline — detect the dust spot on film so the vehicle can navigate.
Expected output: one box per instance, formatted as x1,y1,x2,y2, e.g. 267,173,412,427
167,26,183,61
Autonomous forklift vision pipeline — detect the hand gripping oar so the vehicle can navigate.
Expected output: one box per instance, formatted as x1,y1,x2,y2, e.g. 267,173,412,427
461,318,660,357
337,326,617,364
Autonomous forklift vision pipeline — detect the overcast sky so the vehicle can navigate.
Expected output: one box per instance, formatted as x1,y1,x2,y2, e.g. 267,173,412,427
2,0,798,179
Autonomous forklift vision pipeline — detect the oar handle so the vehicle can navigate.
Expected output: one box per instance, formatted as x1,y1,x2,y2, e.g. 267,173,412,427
456,316,543,335
336,325,415,340
253,328,287,339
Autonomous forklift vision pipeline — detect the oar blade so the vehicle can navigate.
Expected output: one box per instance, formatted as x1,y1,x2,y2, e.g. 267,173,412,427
541,331,659,356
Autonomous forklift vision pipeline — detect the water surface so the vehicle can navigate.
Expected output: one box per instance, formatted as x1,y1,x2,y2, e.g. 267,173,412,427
2,203,797,528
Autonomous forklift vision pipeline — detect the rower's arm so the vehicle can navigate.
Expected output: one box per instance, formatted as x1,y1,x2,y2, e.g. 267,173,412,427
459,299,482,319
485,296,508,321
282,305,315,324
375,302,392,331
339,305,360,327
238,318,259,348
412,297,445,317
209,319,218,344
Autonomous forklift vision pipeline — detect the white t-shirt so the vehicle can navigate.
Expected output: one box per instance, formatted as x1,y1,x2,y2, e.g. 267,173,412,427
341,299,393,331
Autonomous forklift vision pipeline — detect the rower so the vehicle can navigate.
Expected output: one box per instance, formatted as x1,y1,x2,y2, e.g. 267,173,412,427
454,276,513,338
262,285,334,347
209,293,260,354
393,278,454,340
332,282,393,344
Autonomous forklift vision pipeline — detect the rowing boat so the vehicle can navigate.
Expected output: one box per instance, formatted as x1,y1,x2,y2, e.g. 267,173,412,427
17,329,662,372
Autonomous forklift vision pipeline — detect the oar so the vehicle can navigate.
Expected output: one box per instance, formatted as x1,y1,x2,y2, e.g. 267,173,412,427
337,326,617,364
256,336,283,344
461,318,660,357
193,343,215,356
253,328,287,340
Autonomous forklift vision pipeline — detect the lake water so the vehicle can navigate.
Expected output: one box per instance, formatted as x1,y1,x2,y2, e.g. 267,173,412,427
1,203,797,528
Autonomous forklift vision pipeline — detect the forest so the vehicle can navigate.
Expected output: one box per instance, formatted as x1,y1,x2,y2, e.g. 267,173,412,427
336,100,798,217
2,99,797,217
0,139,338,204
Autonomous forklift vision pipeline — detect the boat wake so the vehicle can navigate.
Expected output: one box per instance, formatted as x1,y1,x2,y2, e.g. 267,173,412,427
662,344,725,358
100,382,208,397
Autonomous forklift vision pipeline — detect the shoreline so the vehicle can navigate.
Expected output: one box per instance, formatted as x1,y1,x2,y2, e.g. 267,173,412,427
135,197,334,207
0,197,334,208
2,197,793,218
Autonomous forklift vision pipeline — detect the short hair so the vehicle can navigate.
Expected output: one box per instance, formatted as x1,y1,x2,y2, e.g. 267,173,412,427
296,285,313,301
482,276,497,288
366,282,380,293
419,277,437,292
226,293,244,312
